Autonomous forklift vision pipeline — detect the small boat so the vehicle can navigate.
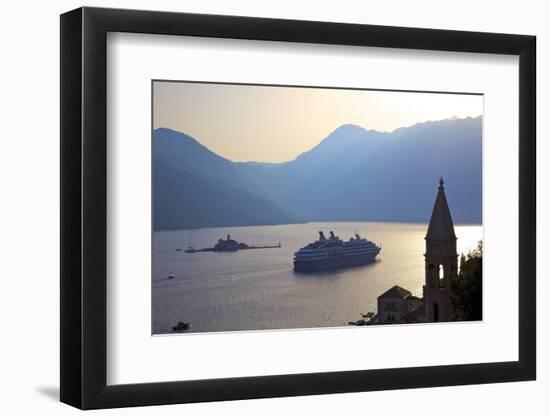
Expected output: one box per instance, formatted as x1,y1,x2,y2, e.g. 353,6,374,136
175,248,182,252
167,274,175,280
183,233,195,253
172,321,190,331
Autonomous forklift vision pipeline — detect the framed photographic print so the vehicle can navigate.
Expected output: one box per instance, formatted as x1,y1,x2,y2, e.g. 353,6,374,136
60,6,536,409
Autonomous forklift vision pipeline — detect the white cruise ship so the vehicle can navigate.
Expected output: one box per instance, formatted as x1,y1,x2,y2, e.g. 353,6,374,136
293,231,381,272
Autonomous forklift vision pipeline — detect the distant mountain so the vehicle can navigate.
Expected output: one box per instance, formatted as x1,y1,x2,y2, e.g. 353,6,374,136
154,128,266,196
235,125,389,214
153,117,482,230
153,129,298,230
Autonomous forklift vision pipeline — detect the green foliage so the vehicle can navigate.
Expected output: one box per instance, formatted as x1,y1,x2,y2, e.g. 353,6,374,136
450,241,483,321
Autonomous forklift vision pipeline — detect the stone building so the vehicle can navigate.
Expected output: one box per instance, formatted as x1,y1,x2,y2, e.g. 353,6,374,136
377,285,423,324
423,177,458,322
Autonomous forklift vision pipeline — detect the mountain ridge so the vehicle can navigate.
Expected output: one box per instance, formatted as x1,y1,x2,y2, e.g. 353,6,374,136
164,116,481,166
153,116,482,230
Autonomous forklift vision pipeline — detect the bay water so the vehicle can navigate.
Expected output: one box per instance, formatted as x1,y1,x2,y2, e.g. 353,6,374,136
153,222,481,334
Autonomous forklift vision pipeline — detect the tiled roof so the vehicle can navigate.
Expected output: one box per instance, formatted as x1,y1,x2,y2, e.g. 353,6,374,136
378,285,412,300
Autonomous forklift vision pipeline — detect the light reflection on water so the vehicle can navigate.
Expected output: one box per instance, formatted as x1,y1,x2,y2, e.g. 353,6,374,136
153,222,482,334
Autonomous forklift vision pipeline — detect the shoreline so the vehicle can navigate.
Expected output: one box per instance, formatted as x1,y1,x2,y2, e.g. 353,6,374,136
154,220,483,234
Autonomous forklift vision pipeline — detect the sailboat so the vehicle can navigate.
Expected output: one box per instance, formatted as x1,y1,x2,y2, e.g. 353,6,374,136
184,232,196,253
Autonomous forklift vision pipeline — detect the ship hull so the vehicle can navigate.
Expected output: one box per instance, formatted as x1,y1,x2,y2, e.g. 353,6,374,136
293,251,379,272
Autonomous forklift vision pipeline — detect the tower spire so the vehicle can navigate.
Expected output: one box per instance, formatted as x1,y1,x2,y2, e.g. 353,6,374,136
426,177,456,240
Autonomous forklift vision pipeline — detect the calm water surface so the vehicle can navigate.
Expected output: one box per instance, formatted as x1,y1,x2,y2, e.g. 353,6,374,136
153,222,481,334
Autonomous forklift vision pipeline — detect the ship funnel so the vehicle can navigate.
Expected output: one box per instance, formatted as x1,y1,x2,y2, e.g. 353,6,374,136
319,231,326,241
329,231,335,239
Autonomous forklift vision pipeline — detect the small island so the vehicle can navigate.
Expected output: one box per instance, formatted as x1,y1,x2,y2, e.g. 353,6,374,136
185,234,281,253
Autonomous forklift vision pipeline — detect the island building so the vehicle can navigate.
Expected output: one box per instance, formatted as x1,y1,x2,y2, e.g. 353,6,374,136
374,177,458,325
214,234,240,251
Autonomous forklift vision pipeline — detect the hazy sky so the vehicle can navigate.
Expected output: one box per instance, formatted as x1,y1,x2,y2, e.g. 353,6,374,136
153,81,483,163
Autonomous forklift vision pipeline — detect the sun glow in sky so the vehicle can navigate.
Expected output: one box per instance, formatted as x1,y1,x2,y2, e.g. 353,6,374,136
153,81,483,163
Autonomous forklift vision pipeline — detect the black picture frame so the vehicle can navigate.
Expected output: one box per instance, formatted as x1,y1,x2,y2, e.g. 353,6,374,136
60,6,536,410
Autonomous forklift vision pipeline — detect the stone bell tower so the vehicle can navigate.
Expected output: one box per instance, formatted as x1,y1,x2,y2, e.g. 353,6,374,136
423,177,458,322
